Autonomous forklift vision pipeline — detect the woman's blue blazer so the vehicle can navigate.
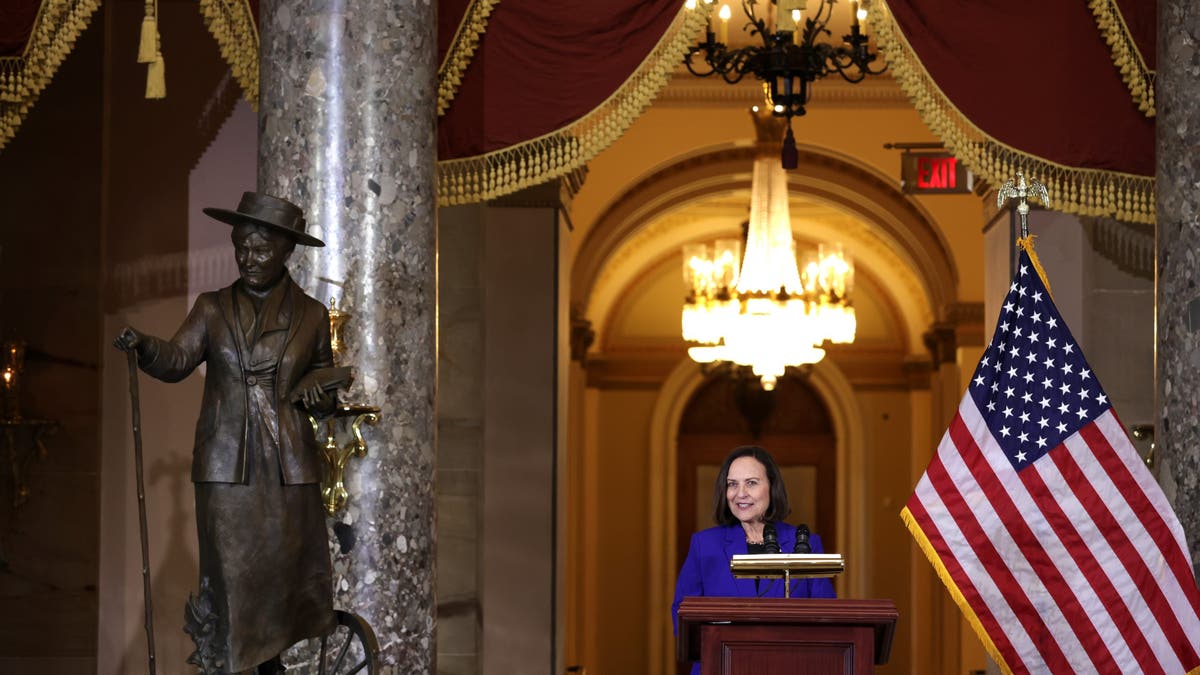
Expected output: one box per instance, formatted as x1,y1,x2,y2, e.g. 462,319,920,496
672,522,837,673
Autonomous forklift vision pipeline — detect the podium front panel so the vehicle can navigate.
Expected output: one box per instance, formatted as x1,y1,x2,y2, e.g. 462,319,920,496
699,624,876,675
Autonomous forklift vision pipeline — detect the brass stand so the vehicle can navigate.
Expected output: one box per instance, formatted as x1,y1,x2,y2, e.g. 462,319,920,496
311,297,382,515
311,405,381,515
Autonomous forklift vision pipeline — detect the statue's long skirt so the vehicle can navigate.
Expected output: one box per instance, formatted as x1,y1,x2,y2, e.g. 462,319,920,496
194,377,334,673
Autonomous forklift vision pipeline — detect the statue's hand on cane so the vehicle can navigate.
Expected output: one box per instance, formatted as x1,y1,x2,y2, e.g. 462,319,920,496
113,326,146,355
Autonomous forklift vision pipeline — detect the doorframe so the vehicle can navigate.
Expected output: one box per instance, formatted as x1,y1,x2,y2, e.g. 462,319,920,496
645,356,867,675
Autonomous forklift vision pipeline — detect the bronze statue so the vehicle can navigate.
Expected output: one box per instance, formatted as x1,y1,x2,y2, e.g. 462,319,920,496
114,192,340,674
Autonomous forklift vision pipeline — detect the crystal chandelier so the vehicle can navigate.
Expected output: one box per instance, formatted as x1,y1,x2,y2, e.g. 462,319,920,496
683,0,884,168
682,109,856,390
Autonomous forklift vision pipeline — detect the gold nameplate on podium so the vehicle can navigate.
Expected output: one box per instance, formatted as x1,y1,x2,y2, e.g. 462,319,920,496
730,554,845,598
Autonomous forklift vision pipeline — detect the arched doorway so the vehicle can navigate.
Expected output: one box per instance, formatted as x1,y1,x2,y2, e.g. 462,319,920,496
675,372,837,566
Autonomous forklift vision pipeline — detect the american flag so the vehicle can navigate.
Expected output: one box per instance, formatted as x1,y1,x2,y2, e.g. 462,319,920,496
903,245,1200,674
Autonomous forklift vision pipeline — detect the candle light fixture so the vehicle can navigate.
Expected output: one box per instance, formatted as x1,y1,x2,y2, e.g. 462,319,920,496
681,108,857,391
684,0,885,168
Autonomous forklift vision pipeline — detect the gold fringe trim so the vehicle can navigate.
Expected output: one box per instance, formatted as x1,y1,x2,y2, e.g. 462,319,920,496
1015,235,1054,300
870,2,1156,225
437,5,707,206
0,0,101,150
197,0,259,110
437,0,499,117
1088,0,1154,117
901,506,1016,675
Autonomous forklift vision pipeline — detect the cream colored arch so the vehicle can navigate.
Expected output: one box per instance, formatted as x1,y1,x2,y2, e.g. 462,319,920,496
572,142,958,353
645,355,867,675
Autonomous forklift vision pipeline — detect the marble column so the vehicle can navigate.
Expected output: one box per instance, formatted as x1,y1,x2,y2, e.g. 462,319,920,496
1157,0,1200,572
257,0,437,672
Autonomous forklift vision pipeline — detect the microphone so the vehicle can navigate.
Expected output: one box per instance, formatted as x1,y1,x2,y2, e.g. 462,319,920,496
794,524,811,554
763,522,781,554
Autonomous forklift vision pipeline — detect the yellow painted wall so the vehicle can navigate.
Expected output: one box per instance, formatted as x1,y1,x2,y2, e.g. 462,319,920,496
590,388,660,675
855,389,917,675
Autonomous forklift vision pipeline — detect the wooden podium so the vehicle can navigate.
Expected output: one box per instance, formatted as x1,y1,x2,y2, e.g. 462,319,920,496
676,598,898,675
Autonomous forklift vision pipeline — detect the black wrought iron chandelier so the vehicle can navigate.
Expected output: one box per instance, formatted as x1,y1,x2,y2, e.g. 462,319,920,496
684,0,886,168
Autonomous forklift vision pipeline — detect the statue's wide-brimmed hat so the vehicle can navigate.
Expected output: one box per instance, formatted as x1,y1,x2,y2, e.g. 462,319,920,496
202,192,325,247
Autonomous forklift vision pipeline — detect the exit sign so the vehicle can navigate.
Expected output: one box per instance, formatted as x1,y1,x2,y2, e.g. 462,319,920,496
900,153,974,194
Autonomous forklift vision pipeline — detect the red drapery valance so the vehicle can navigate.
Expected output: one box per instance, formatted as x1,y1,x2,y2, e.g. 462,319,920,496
0,0,699,206
435,1,700,204
1,0,1161,219
873,0,1156,223
191,0,702,205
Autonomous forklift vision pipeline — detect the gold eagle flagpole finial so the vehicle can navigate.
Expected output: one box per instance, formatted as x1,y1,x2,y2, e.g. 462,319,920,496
997,172,1051,239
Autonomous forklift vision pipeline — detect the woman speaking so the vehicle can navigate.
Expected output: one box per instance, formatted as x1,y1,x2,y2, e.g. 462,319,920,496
672,445,836,674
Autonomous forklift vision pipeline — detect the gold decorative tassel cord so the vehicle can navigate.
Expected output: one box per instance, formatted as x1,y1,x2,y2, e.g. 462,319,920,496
137,0,158,64
146,53,166,99
197,0,259,109
1015,235,1054,300
1087,0,1154,117
141,0,165,100
437,0,499,117
869,2,1156,225
436,4,708,206
0,0,102,150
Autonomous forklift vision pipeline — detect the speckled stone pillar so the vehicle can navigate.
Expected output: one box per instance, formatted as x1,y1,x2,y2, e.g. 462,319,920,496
1157,0,1200,573
256,0,437,672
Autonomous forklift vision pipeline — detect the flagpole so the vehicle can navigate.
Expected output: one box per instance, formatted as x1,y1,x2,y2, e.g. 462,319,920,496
998,172,1054,293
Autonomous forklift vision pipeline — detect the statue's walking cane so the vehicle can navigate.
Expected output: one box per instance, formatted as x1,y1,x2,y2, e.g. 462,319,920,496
125,350,158,674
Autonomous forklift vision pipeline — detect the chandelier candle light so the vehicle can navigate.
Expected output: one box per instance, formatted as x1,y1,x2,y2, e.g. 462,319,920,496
683,109,856,390
683,0,884,168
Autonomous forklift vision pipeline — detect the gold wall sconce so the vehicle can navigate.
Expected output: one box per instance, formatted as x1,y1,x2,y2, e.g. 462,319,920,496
313,298,383,515
0,340,58,508
2,340,25,421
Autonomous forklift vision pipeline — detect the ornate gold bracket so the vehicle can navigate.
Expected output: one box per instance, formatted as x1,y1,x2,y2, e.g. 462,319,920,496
310,404,380,515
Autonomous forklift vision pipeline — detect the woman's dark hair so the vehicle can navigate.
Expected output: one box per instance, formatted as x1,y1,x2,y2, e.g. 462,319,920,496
712,445,791,526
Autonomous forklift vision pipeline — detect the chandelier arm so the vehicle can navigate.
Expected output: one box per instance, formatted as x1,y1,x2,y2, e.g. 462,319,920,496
744,1,775,47
863,59,888,76
826,47,856,73
684,48,720,77
812,0,834,35
833,67,868,83
719,47,756,83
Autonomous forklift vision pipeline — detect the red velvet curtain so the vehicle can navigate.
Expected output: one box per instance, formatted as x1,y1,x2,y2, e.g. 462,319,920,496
0,3,39,55
884,0,1155,177
437,0,682,161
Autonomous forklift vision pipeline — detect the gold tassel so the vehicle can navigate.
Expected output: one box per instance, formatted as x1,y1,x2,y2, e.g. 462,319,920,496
137,15,157,63
146,54,166,99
